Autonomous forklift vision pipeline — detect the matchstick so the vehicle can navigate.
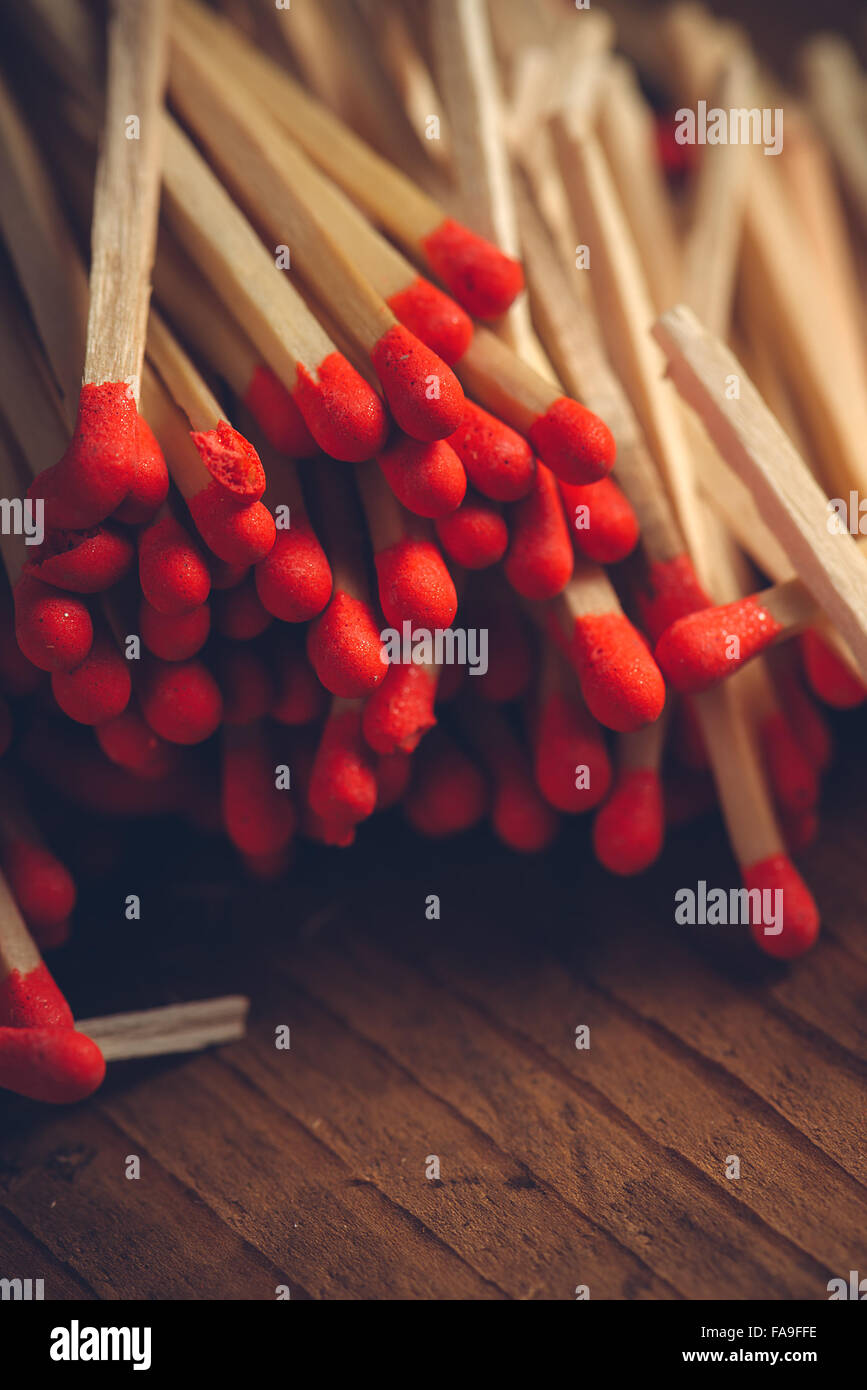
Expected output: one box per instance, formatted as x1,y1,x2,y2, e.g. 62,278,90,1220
30,0,169,531
159,116,387,463
0,868,105,1102
551,115,711,576
596,56,682,313
801,35,867,241
429,0,543,364
167,18,465,445
0,71,88,426
74,997,249,1062
653,306,867,682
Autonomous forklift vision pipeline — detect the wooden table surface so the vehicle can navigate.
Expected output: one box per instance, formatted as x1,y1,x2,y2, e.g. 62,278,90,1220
0,734,865,1301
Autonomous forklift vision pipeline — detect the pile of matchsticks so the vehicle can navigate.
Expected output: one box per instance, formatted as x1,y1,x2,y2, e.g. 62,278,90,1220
1,0,867,1103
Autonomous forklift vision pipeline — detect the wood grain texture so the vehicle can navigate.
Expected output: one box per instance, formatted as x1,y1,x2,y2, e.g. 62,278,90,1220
0,751,865,1301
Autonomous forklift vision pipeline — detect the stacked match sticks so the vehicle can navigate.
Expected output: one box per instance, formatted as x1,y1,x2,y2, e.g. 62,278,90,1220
0,0,866,1102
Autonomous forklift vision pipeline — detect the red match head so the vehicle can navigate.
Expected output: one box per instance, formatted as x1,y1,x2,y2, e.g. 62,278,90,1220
292,353,389,461
404,728,487,836
139,597,211,662
386,275,473,364
421,217,524,319
487,745,559,853
361,661,437,754
254,515,332,623
138,515,211,616
308,707,377,839
504,461,573,600
527,397,616,486
0,960,74,1029
533,690,612,813
28,382,139,529
654,596,783,694
742,854,820,960
634,553,712,645
14,573,93,673
50,627,131,726
592,770,664,876
447,400,535,502
28,525,134,594
113,414,169,524
800,629,867,709
371,325,465,441
139,658,223,744
2,841,76,933
191,421,266,501
307,590,386,699
186,485,277,566
568,612,666,733
559,477,639,565
243,364,317,457
377,435,466,518
0,1026,105,1103
374,537,457,631
221,727,296,857
434,493,507,569
96,703,179,781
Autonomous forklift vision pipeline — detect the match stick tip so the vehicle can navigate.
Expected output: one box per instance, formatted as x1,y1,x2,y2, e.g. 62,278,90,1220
421,218,525,319
570,613,666,733
593,770,665,876
140,659,223,745
243,365,317,457
800,630,867,710
743,855,820,960
0,1027,105,1104
387,276,474,364
293,354,389,461
527,397,616,486
374,536,457,630
191,422,266,501
307,591,387,698
361,663,437,755
654,597,782,694
378,436,467,518
371,326,465,442
448,401,535,501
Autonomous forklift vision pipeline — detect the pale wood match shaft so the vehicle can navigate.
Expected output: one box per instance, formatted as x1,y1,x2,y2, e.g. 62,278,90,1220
84,0,168,397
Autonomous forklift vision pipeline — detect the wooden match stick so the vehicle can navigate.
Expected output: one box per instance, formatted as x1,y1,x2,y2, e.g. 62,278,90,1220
75,996,249,1062
653,306,867,682
428,0,543,365
22,0,168,532
0,71,88,426
801,35,867,241
596,56,682,313
550,114,709,575
159,115,387,463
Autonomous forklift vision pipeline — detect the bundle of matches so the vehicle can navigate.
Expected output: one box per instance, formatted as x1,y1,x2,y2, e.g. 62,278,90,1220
0,0,865,1101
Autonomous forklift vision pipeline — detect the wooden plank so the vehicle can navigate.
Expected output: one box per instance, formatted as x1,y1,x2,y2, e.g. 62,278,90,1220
219,974,674,1299
100,1053,501,1300
368,907,866,1278
0,1103,290,1299
278,924,830,1298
